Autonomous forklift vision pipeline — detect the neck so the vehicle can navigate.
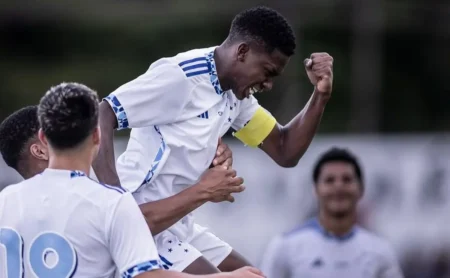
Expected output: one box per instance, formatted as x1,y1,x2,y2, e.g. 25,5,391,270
318,210,357,236
214,44,232,91
48,148,92,176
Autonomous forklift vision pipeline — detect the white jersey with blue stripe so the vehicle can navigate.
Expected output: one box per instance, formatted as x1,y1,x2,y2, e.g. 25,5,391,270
0,169,161,278
260,218,404,278
104,46,265,239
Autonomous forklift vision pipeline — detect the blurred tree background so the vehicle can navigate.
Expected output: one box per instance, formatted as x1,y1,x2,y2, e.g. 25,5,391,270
0,0,448,134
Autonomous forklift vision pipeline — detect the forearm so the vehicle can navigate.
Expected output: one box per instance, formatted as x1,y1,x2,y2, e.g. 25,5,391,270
139,185,209,236
92,102,121,185
281,88,329,166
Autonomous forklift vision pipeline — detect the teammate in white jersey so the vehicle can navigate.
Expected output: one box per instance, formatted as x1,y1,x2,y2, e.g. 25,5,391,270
0,106,243,237
93,6,334,274
260,147,404,278
0,83,264,278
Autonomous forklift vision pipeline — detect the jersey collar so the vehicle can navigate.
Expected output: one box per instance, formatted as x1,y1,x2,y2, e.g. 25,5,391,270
41,168,87,178
311,217,357,242
206,50,225,96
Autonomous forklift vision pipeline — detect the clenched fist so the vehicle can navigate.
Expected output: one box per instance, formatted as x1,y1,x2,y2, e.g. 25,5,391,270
304,53,333,97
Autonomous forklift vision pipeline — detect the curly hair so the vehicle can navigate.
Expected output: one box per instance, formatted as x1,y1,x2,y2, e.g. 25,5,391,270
38,82,99,150
313,147,364,187
228,6,296,56
0,106,39,170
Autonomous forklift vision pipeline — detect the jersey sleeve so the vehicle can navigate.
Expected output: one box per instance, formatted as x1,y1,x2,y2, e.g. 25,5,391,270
104,60,193,130
259,235,290,278
232,96,277,147
106,192,161,277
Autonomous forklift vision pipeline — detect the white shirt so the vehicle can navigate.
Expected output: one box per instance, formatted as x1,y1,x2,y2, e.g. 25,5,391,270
260,218,404,278
0,169,161,278
105,46,266,239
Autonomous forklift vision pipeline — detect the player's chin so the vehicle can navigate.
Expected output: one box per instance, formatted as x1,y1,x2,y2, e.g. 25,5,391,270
326,202,354,217
235,90,247,100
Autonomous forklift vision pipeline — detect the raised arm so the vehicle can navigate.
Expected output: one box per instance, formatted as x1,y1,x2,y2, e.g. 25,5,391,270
232,53,333,168
260,53,333,167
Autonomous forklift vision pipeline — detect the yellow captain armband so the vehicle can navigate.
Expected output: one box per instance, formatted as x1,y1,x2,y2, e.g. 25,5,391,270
233,107,276,147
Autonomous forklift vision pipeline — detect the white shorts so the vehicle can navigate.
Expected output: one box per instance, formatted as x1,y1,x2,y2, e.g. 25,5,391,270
155,223,233,272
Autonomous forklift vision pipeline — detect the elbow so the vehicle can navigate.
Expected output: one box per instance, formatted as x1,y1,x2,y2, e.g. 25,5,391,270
274,146,307,168
276,158,299,168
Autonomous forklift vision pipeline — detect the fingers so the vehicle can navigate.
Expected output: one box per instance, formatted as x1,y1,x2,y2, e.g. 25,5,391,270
228,176,243,186
306,53,333,82
222,157,233,169
213,141,232,167
228,184,245,193
239,266,266,277
310,52,333,60
225,169,237,177
226,194,235,203
303,58,313,69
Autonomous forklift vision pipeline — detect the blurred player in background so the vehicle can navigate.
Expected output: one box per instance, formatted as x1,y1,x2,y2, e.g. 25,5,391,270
260,147,403,278
0,83,264,278
0,106,242,237
93,5,334,274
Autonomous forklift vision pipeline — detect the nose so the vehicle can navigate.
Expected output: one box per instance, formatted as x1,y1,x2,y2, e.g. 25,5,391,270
262,80,273,91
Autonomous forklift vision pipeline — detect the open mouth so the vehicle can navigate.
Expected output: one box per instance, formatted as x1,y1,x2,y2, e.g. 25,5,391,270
245,86,262,98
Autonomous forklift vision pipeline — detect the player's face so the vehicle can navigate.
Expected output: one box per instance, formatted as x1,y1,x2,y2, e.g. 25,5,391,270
315,161,362,218
232,44,289,100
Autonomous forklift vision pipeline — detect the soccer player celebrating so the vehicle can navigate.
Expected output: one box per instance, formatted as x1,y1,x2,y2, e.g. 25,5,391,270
93,6,334,274
0,83,264,278
260,148,404,278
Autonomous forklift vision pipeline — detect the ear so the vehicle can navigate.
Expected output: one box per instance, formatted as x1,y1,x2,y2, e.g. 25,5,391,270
236,43,250,62
30,142,48,161
93,126,101,146
38,128,48,147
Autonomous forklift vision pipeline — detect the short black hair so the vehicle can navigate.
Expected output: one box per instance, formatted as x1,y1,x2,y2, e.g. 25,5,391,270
313,147,363,184
38,82,99,150
229,6,296,56
0,106,39,170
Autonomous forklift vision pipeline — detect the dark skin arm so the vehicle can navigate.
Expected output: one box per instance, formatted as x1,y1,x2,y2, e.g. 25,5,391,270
92,103,241,235
259,53,334,168
139,165,244,235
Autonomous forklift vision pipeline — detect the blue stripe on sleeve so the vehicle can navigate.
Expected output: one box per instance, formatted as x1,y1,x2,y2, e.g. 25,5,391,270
103,95,129,130
121,260,161,278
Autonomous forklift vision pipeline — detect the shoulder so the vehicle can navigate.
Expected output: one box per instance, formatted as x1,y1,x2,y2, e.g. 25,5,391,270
282,218,321,241
169,46,217,85
70,174,128,205
0,175,39,197
356,227,398,259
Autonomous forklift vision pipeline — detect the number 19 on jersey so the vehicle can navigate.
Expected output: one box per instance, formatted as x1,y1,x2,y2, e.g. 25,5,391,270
0,228,77,278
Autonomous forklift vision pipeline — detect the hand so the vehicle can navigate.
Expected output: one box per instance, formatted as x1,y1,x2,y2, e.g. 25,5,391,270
224,266,265,278
197,165,244,203
212,138,233,169
304,52,334,97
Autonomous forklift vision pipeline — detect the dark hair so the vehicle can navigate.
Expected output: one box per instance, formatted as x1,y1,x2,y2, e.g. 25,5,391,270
313,147,363,184
38,82,99,150
0,106,39,170
229,6,296,56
